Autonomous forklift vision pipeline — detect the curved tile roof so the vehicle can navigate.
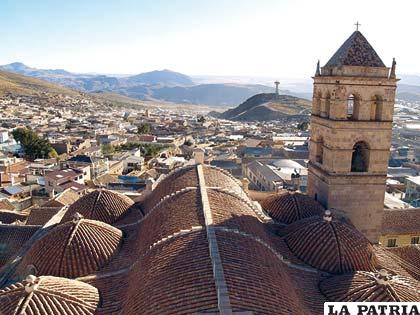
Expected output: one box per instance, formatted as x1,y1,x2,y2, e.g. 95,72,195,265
19,216,123,278
0,225,40,268
324,31,385,68
260,191,324,224
385,245,420,281
284,211,377,274
62,189,134,224
122,230,219,314
202,165,243,194
0,275,99,315
215,230,306,314
207,188,275,244
136,188,205,253
320,270,420,302
141,165,199,213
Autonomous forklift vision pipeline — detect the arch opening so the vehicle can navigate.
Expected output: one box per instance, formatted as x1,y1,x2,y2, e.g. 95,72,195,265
351,141,369,172
313,92,322,115
314,137,324,164
347,94,361,120
324,93,331,118
373,95,383,121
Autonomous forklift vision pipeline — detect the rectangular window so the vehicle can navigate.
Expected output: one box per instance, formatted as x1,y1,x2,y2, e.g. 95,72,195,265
387,238,397,247
411,236,420,245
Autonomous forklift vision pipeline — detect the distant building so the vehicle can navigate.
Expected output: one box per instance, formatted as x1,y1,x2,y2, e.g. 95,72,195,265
44,168,88,197
0,129,9,143
380,208,420,247
405,176,420,206
244,159,307,192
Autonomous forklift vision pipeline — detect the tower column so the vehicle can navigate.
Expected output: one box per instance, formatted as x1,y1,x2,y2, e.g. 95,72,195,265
307,30,398,243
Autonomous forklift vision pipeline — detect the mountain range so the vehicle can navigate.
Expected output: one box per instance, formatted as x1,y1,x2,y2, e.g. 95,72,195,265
0,62,280,106
2,62,420,106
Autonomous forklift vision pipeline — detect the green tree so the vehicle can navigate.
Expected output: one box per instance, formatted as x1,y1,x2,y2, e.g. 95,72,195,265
101,143,115,156
137,123,151,134
12,127,57,160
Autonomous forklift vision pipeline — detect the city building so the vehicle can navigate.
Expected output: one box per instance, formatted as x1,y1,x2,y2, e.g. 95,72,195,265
405,176,420,206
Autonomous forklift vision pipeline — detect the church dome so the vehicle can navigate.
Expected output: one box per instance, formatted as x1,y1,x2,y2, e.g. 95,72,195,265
320,269,420,302
260,191,324,224
0,275,99,315
63,189,134,224
284,210,377,274
20,215,123,278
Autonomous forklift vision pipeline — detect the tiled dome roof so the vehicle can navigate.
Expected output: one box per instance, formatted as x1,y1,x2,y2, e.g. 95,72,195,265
260,191,324,224
141,165,199,213
63,189,134,224
320,270,420,302
0,275,99,315
284,211,377,274
20,215,123,278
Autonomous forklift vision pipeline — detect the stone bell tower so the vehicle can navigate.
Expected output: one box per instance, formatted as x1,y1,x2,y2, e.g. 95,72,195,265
307,30,398,243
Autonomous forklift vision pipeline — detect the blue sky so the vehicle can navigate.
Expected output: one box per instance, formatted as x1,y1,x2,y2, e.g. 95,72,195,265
1,0,419,77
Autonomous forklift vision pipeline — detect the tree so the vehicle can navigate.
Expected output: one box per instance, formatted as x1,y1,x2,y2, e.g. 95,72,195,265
101,144,115,156
137,123,151,134
297,121,309,131
12,127,57,160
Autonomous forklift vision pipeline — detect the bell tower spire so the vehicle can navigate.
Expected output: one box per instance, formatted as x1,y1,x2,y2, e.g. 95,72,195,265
307,30,398,243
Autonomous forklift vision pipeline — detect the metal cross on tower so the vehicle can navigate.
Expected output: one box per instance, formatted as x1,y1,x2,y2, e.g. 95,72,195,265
354,21,361,31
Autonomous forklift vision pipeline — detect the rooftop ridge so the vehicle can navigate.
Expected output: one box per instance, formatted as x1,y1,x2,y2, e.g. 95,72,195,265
197,164,232,314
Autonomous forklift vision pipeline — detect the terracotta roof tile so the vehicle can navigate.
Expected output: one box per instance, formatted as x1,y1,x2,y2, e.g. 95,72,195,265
62,189,134,224
0,225,40,268
122,230,218,314
260,191,324,224
0,210,28,224
136,188,204,253
215,230,306,314
284,214,377,274
320,270,419,302
18,217,122,278
0,275,99,315
202,165,243,195
141,165,199,213
25,206,62,226
382,208,420,235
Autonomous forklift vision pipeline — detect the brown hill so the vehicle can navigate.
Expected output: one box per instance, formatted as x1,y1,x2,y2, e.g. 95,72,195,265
0,70,79,96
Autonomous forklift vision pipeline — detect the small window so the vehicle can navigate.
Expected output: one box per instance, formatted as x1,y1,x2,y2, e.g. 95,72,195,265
387,238,397,247
411,236,419,245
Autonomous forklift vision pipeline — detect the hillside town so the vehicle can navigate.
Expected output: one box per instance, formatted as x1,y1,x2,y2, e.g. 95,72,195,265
0,24,420,314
